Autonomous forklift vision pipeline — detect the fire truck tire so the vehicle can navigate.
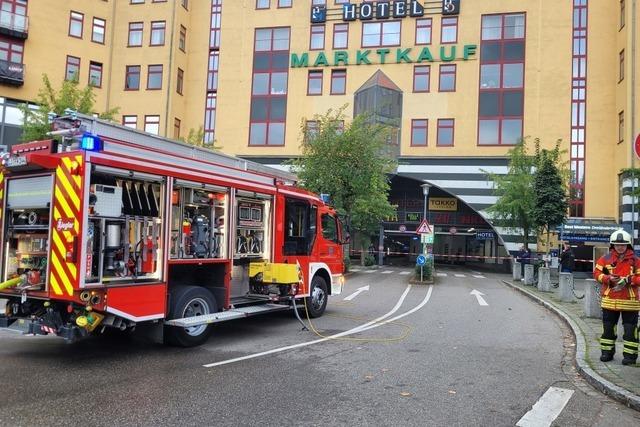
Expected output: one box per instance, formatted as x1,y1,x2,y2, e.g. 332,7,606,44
305,276,328,318
165,286,217,347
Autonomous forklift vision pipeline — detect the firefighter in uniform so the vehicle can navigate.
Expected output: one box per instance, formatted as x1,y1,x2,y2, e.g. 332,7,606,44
593,229,640,365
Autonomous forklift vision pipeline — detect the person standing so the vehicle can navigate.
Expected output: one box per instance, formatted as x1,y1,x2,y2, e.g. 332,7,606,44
559,242,575,273
593,229,640,365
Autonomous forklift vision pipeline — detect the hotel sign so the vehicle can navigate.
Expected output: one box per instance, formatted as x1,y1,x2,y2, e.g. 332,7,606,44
311,1,460,24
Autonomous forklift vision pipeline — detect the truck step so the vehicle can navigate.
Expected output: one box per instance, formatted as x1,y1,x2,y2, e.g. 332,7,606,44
164,303,291,327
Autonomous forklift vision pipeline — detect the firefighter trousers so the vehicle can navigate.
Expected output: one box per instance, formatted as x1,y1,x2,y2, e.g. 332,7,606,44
600,309,639,361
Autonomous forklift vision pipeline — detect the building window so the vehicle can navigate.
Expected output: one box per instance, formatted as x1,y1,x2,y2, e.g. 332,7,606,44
182,0,188,10
147,64,163,89
89,62,103,87
65,55,80,81
150,21,166,46
619,111,624,143
144,115,160,135
125,65,140,90
415,18,432,45
413,65,430,93
278,0,292,8
256,0,269,9
619,49,624,82
177,67,184,95
210,1,221,49
152,0,168,2
305,120,319,141
249,27,290,146
0,0,27,33
174,118,181,139
128,22,143,46
204,92,216,143
362,21,401,48
307,70,323,95
478,13,525,146
312,0,326,5
92,18,106,44
333,23,348,49
123,115,137,129
69,11,84,38
208,51,219,91
330,69,346,95
411,119,428,146
179,25,186,51
441,17,457,44
310,25,325,50
130,0,144,3
620,0,625,29
437,119,455,146
438,64,456,92
0,37,24,64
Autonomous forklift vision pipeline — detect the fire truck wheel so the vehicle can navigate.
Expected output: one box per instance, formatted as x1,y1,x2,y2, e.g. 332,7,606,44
165,286,217,347
305,276,328,318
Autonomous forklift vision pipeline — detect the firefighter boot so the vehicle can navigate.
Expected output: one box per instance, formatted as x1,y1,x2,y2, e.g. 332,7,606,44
600,322,617,362
621,323,638,366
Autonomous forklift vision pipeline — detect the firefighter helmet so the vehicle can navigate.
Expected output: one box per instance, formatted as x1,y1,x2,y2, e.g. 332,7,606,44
609,229,632,245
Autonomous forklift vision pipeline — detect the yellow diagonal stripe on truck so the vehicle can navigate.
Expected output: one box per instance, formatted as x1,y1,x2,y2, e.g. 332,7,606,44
49,272,63,296
56,167,80,211
50,251,73,296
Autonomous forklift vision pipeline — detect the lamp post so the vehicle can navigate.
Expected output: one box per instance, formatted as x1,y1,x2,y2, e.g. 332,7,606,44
421,183,431,223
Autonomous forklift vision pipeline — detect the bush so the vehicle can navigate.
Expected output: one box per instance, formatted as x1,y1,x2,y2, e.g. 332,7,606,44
343,255,351,273
414,261,433,282
364,254,376,266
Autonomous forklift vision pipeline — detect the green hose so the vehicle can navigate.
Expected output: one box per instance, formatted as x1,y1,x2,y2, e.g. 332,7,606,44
0,277,23,291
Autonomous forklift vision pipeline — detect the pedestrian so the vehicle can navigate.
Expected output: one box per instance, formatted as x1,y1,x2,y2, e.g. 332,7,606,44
516,245,528,277
593,229,640,365
559,242,575,273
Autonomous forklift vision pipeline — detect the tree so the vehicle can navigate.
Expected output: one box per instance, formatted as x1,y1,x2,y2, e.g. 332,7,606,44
19,74,119,142
532,139,569,255
289,107,397,265
485,139,536,249
179,126,222,150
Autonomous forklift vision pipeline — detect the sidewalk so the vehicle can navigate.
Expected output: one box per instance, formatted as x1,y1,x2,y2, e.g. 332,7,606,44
502,276,640,411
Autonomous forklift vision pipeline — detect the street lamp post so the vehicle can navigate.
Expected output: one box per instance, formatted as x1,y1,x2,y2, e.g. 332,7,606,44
421,183,431,225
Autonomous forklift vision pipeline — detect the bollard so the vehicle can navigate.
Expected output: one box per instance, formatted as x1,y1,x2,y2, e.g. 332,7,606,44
537,267,551,292
513,261,522,281
523,264,534,286
583,280,602,318
558,273,574,302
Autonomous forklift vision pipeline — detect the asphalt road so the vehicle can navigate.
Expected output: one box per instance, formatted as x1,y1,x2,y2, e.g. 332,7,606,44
1,266,639,426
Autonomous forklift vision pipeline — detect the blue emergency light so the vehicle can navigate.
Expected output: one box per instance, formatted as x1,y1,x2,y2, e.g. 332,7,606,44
80,132,103,151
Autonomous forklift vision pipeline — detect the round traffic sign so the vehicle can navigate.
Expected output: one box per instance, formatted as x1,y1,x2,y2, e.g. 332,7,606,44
635,134,640,159
416,255,426,266
449,227,457,234
399,224,407,232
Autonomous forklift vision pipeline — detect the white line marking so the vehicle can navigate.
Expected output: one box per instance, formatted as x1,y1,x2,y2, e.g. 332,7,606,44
470,289,488,306
203,285,417,368
436,273,447,277
363,270,376,274
399,272,410,275
454,274,466,278
516,387,574,427
350,269,361,272
381,271,393,274
472,275,486,279
343,285,370,301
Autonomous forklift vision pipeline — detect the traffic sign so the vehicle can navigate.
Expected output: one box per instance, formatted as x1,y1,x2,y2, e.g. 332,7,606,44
635,134,640,159
449,227,457,234
421,233,434,244
416,255,426,266
399,224,407,232
416,219,432,234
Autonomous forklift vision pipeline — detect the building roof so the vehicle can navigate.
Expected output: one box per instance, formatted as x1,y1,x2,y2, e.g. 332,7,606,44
355,70,402,94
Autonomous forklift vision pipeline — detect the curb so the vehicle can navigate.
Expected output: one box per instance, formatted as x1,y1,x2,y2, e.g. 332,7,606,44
501,280,640,412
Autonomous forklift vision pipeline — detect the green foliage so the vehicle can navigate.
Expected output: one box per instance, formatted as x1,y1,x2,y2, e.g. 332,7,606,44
485,138,536,248
364,254,376,266
179,126,222,150
19,74,119,142
289,106,397,261
343,254,351,273
414,261,433,281
532,139,569,252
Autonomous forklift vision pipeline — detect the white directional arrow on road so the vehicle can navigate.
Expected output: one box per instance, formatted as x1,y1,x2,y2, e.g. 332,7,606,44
343,285,370,301
470,289,488,306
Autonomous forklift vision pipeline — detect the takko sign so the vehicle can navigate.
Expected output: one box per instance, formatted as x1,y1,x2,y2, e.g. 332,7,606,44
428,197,458,212
311,1,461,24
290,44,477,68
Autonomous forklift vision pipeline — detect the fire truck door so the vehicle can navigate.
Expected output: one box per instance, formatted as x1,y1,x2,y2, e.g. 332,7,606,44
319,212,342,275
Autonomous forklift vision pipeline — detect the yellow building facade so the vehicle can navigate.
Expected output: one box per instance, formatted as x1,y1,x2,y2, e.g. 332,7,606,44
0,0,637,261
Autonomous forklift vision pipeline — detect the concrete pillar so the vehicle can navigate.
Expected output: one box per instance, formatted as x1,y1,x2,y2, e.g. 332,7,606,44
537,267,551,292
523,264,534,286
559,273,574,302
513,261,522,281
584,280,602,318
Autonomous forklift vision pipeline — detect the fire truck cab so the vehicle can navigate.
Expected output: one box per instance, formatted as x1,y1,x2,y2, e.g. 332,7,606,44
0,113,346,346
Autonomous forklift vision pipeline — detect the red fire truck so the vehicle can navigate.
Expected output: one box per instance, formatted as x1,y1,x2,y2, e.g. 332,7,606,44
0,113,346,346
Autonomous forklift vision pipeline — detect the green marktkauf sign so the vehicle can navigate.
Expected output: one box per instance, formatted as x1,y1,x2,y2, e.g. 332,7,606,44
290,44,477,68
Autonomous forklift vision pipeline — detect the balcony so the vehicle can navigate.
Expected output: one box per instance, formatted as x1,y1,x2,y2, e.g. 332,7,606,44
0,11,28,39
0,59,24,86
